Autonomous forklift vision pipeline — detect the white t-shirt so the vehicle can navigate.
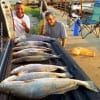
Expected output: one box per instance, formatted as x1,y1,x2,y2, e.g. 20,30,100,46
13,11,30,38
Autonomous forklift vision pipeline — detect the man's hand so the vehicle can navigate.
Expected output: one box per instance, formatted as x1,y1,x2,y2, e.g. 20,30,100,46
21,20,29,33
22,20,27,27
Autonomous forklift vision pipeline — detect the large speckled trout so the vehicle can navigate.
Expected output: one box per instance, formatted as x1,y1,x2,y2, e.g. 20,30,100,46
12,54,60,64
2,72,71,82
12,49,52,58
10,64,66,75
12,46,52,52
16,41,50,47
0,78,98,99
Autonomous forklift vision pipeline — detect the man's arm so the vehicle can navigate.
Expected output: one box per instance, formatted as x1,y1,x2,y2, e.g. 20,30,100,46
40,24,48,36
40,24,45,35
60,22,68,48
62,38,67,48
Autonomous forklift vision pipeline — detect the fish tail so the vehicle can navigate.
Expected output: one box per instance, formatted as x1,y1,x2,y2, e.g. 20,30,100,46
83,81,99,92
51,54,60,59
57,73,67,78
44,42,51,47
53,54,62,59
57,72,72,78
58,66,66,72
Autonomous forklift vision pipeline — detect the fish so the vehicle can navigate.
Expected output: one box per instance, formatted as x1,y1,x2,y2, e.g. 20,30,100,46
16,41,50,47
2,72,71,82
14,35,26,43
10,64,66,75
12,54,59,64
12,46,52,52
12,49,50,58
0,78,98,99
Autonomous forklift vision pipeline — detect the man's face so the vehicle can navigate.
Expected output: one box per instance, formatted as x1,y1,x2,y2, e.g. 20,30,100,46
46,14,56,26
15,4,24,18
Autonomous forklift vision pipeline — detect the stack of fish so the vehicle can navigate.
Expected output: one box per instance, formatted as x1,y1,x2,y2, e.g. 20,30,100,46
0,40,99,99
2,64,69,81
12,40,60,63
0,63,98,99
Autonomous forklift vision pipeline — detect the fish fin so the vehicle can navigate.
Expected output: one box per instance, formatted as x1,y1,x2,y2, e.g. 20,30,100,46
59,67,66,72
54,89,67,94
54,86,78,94
57,73,67,78
55,66,66,72
84,81,99,92
58,72,73,78
49,54,60,59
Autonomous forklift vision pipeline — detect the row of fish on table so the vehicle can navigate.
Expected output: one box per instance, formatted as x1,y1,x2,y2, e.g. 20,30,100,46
0,40,99,99
12,40,60,63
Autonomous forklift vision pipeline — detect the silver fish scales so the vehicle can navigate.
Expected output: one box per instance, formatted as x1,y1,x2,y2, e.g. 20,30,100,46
0,78,98,99
10,64,66,75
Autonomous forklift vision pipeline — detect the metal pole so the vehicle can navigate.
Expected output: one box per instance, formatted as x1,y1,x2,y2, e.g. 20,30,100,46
80,0,82,17
0,22,3,52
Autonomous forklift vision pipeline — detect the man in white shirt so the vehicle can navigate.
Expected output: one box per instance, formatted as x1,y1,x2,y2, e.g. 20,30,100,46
13,1,30,42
